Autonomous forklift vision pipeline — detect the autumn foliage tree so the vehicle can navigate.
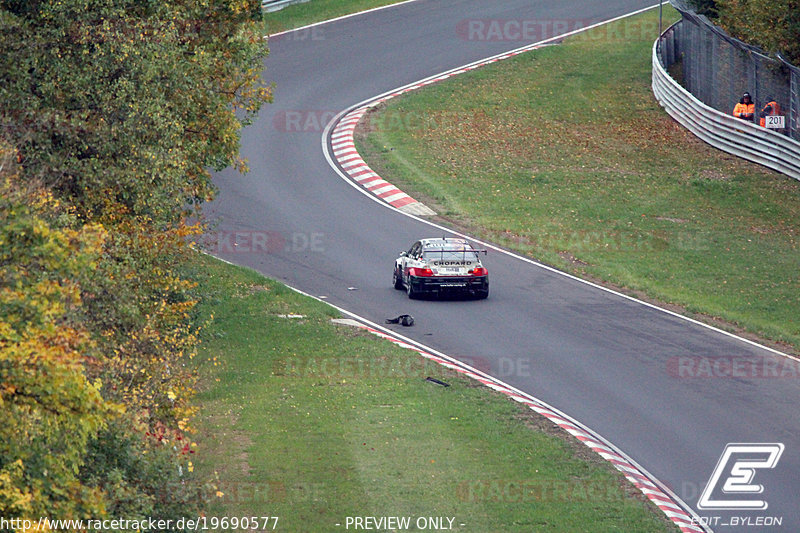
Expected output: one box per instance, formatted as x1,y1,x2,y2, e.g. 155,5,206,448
0,0,270,522
688,0,718,16
692,0,800,65
0,0,270,223
0,149,110,519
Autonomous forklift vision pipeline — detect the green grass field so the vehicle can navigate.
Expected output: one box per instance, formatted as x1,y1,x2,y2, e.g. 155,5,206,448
262,0,407,35
190,254,677,532
356,7,800,352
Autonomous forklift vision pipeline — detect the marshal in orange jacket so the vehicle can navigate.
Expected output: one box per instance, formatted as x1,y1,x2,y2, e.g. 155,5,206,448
733,93,755,121
759,100,781,127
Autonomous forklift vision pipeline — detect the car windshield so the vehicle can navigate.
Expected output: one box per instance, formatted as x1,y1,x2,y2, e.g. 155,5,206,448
423,249,478,261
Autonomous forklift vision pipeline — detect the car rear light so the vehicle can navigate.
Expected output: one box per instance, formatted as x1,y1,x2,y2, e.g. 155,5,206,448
409,267,434,277
470,267,488,276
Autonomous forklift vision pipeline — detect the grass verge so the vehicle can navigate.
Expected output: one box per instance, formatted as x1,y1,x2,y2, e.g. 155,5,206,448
262,0,409,35
356,7,800,352
189,253,677,532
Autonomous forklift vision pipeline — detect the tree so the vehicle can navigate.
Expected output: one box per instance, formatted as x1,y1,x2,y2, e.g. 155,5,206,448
715,0,800,64
688,0,719,17
0,0,271,224
0,147,112,519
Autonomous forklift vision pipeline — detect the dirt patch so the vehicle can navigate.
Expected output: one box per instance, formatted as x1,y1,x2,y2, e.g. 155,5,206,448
353,104,384,141
772,177,800,192
699,168,730,181
499,230,537,247
249,284,271,294
558,251,589,267
198,410,254,478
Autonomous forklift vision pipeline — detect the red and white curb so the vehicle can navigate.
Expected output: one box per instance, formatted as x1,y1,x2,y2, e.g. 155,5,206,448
330,108,436,216
328,44,553,217
331,316,711,533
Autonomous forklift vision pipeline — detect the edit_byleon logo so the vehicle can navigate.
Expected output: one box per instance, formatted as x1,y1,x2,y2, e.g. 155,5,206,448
697,443,784,510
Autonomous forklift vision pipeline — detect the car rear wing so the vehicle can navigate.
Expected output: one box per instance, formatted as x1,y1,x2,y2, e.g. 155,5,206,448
423,248,488,258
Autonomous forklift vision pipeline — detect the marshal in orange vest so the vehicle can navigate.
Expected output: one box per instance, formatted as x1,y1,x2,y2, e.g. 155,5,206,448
732,92,755,121
759,100,781,127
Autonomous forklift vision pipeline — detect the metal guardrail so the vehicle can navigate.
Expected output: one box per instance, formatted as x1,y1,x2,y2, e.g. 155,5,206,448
653,23,800,181
262,0,309,12
667,0,799,142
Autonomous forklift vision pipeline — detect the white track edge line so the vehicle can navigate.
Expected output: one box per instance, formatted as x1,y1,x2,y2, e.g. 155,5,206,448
266,0,424,38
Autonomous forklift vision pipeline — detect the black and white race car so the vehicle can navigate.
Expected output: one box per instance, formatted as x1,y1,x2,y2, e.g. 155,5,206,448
393,238,489,299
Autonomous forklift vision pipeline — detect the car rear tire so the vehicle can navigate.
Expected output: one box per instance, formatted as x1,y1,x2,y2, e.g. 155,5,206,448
475,289,489,300
393,267,404,290
406,280,418,299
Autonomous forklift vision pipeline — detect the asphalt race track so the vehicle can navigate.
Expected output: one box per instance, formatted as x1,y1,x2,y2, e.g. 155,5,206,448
207,1,800,530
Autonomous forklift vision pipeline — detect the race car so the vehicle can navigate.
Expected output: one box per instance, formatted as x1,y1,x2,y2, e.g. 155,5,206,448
393,238,489,299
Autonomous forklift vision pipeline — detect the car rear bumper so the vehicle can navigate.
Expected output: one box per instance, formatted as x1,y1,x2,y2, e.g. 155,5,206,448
409,275,488,295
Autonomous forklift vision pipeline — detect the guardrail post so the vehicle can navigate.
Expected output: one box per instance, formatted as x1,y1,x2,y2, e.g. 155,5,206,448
791,71,798,138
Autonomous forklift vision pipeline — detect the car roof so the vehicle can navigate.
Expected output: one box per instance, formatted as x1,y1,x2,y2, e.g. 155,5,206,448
420,238,472,248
